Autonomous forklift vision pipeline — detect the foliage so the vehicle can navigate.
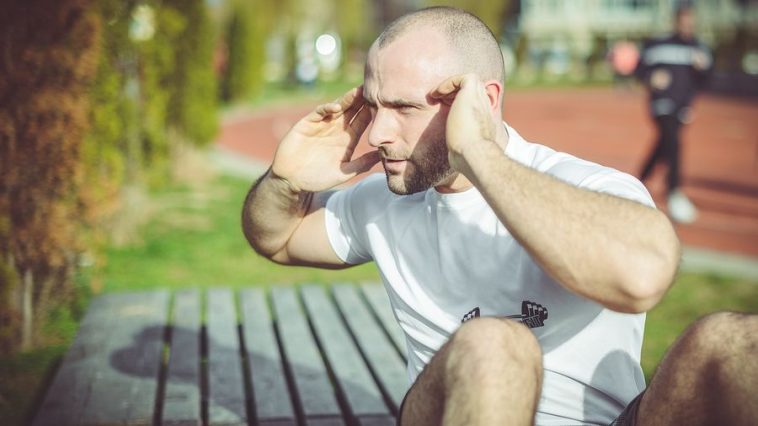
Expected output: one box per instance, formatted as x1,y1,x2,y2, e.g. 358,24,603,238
220,0,268,102
424,0,512,39
0,344,71,426
336,0,374,74
0,0,101,352
136,4,187,185
163,0,219,146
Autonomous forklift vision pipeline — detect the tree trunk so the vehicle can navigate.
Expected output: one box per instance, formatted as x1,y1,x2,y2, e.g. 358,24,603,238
21,268,34,350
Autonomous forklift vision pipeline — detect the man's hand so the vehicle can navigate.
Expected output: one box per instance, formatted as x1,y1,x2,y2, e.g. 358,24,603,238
271,86,380,193
691,49,711,71
649,69,672,91
430,74,500,174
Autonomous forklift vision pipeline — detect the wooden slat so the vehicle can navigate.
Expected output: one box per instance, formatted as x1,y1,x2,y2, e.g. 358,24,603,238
361,283,406,358
206,288,247,426
35,285,412,426
162,289,202,426
301,285,393,425
84,291,169,425
271,287,344,425
32,294,119,426
33,291,170,426
240,288,296,426
332,284,409,412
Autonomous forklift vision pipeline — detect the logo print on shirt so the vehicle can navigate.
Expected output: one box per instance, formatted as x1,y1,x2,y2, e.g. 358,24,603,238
505,301,549,328
461,301,549,328
461,307,480,323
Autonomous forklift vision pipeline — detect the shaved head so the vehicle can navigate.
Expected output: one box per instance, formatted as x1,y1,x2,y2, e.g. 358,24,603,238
370,6,505,87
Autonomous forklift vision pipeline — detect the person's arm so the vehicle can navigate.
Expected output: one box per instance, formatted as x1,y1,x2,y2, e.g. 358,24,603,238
633,40,651,85
433,74,680,313
241,87,379,267
691,42,713,88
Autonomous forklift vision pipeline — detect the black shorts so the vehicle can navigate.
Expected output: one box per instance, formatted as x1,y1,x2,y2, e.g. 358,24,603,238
396,390,645,426
608,390,644,426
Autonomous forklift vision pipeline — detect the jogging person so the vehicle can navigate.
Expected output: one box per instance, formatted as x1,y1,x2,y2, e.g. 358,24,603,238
635,4,712,223
243,7,757,425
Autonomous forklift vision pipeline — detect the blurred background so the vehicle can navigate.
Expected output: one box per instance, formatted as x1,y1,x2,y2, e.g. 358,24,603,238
1,0,756,424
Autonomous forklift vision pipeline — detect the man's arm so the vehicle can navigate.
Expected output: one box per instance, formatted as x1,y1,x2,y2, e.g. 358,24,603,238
241,87,379,267
434,74,680,313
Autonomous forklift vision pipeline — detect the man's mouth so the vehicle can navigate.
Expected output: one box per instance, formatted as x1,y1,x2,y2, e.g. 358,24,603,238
382,157,407,173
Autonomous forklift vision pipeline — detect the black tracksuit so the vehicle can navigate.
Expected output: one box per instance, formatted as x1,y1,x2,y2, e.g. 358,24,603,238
635,34,712,191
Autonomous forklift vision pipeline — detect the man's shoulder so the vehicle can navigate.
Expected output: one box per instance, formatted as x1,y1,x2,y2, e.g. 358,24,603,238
508,128,595,175
511,126,649,201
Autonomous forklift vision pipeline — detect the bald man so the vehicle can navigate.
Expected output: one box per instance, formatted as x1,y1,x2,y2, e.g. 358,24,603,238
243,7,758,426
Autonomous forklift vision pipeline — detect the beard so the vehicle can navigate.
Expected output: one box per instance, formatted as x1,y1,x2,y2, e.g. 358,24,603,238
383,136,455,195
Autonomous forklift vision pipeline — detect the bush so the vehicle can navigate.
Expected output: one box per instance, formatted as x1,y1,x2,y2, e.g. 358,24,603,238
0,0,101,352
164,0,219,146
221,0,267,102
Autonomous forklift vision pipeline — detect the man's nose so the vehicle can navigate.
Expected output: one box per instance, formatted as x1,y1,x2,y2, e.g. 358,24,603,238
367,109,396,148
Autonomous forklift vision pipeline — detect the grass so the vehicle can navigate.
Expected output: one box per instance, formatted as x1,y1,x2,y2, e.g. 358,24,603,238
641,272,758,381
97,173,380,292
3,159,756,425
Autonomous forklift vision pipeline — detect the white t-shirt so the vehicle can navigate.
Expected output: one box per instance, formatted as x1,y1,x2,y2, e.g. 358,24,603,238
325,124,652,425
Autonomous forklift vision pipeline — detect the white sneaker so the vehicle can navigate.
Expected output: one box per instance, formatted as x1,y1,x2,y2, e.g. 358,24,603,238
668,190,698,224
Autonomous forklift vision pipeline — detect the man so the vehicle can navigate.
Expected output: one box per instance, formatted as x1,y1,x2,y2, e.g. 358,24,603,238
635,4,712,223
243,7,757,426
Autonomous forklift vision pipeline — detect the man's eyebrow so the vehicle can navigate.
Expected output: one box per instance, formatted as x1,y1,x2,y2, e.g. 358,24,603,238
384,98,425,109
363,95,424,109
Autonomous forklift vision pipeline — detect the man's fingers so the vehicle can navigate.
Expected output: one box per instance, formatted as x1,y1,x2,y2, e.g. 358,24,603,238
348,105,372,140
341,150,381,177
334,86,361,110
308,86,364,123
430,73,478,99
308,102,342,122
335,86,366,120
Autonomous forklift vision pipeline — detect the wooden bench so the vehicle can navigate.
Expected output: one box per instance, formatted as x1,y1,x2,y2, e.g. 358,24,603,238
32,283,409,426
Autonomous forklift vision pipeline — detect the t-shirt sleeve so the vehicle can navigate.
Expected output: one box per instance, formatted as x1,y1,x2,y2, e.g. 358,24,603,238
542,155,656,208
324,174,386,265
579,169,655,208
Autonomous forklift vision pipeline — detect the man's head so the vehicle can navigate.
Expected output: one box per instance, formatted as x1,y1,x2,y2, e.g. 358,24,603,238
675,5,696,40
363,7,505,195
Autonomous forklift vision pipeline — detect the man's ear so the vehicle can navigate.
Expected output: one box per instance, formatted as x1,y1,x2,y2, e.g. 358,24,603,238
483,80,503,113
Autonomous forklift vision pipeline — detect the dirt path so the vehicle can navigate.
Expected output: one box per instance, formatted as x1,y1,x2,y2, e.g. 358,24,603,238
217,87,758,258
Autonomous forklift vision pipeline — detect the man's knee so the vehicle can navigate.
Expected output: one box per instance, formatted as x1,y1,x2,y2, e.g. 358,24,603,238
445,317,542,381
680,312,757,357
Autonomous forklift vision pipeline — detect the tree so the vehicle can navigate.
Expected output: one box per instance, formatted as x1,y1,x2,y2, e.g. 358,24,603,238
336,0,374,76
424,0,512,40
164,0,219,146
0,0,100,351
221,0,268,102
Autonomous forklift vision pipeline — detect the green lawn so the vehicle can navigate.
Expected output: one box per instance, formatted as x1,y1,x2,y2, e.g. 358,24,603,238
98,174,380,291
2,169,756,425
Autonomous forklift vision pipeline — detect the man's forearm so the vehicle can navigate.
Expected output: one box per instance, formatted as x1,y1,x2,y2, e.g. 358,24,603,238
459,141,680,313
242,169,314,259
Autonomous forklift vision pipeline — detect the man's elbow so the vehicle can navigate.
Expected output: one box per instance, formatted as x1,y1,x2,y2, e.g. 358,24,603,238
241,220,286,262
618,275,673,313
617,231,681,313
245,234,292,265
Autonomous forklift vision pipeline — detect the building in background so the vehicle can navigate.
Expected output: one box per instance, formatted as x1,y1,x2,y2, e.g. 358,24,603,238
510,0,758,93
